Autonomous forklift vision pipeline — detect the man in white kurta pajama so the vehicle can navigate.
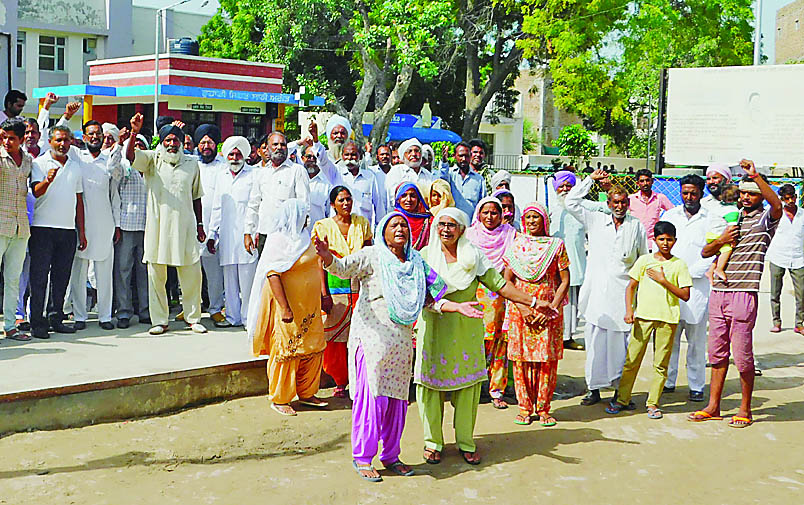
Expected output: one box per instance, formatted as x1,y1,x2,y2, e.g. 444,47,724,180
195,124,227,324
65,121,123,329
565,170,648,405
207,136,257,327
126,115,207,335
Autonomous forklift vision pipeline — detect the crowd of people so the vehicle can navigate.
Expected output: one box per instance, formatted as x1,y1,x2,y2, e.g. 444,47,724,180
0,87,798,482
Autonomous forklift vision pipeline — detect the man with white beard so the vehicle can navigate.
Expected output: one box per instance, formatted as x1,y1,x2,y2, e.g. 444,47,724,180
207,136,258,328
325,114,351,162
126,113,207,335
565,169,648,406
383,137,433,209
194,124,226,325
337,141,383,226
65,120,126,331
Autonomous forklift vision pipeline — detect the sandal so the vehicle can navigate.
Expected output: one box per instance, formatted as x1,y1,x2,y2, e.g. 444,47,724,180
492,398,508,410
270,403,297,416
514,414,532,425
539,415,557,427
333,386,348,399
384,460,414,476
352,460,382,482
605,401,628,415
687,410,723,422
5,328,31,341
647,406,663,419
423,447,441,464
459,449,481,465
728,415,753,428
298,397,328,408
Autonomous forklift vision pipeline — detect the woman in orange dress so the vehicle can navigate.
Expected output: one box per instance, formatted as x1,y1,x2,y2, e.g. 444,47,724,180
503,201,570,426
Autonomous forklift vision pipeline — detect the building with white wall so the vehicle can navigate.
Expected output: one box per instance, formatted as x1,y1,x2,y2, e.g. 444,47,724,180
4,0,210,119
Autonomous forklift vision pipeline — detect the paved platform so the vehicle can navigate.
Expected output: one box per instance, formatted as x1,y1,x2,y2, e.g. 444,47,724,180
1,265,802,434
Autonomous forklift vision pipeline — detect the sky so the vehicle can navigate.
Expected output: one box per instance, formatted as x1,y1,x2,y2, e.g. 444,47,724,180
130,0,791,63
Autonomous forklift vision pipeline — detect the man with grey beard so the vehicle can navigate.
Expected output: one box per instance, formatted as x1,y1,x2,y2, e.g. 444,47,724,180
337,141,383,226
125,113,207,336
565,169,648,406
325,114,351,162
244,131,309,257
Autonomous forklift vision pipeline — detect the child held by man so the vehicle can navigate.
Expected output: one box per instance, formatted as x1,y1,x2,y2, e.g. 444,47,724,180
607,221,692,419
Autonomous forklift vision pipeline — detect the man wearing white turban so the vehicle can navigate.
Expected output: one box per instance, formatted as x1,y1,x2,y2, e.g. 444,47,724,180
207,136,258,327
326,114,352,162
383,137,433,209
101,123,120,152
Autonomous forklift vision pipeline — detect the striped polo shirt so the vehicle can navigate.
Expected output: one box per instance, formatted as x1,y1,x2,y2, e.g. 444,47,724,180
712,207,780,292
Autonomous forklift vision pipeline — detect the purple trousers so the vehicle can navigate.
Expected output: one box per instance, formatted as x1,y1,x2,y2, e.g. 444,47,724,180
352,344,407,466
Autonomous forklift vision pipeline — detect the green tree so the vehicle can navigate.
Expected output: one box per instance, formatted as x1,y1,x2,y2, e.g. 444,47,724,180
557,124,597,165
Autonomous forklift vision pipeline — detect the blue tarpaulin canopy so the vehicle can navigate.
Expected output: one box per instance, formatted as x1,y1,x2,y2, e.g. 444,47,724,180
362,124,462,143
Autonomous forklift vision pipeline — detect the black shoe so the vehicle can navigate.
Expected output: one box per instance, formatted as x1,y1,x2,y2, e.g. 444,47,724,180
52,322,77,334
139,316,152,325
689,390,705,402
73,321,86,331
100,321,115,330
663,386,675,393
581,390,601,406
564,338,585,351
117,318,130,329
19,321,30,331
31,327,50,339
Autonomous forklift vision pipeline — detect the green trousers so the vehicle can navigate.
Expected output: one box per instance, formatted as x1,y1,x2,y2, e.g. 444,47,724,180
416,383,482,452
617,318,677,407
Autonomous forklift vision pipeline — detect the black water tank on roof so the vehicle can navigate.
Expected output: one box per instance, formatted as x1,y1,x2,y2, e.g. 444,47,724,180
169,37,199,56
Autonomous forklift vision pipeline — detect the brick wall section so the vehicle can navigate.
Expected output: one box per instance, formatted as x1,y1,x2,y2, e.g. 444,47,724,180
776,0,804,63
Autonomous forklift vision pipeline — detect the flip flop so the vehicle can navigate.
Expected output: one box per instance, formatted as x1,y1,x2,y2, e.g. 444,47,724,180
492,398,508,410
5,329,31,341
384,461,414,476
423,447,441,464
352,460,382,482
459,449,481,466
728,416,753,428
270,403,297,416
298,398,329,408
514,414,532,425
687,410,723,422
539,416,557,427
605,401,627,415
647,407,663,419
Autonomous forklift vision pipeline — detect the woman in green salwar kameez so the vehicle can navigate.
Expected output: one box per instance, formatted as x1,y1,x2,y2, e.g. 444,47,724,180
415,208,553,465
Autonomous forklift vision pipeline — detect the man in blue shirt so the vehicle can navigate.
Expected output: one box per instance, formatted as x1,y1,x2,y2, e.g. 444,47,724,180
438,140,487,218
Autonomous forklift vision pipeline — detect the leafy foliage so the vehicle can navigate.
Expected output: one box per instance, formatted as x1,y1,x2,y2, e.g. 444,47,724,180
557,124,597,165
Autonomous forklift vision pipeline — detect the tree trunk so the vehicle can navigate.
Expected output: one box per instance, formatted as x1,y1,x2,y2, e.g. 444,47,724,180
370,64,414,149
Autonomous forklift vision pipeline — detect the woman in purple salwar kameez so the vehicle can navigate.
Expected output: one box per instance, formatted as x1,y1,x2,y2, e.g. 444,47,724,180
314,212,482,482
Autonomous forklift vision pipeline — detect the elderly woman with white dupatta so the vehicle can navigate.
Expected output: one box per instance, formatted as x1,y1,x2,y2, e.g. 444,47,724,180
247,199,327,417
313,211,483,482
416,208,550,466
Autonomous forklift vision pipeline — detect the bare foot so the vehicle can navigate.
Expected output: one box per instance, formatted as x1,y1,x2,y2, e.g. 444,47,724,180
271,403,297,416
713,268,728,282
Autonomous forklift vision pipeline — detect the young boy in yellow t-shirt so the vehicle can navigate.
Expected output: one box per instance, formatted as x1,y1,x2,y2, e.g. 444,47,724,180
606,221,692,419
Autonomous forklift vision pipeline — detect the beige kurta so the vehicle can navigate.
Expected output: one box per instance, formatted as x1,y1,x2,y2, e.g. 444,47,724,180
133,149,203,266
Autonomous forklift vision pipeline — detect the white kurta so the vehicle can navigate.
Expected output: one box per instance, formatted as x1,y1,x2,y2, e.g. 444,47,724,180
339,166,384,227
383,164,433,209
199,157,226,258
208,166,258,266
75,146,122,261
245,159,310,235
308,170,333,226
133,150,203,266
565,176,648,332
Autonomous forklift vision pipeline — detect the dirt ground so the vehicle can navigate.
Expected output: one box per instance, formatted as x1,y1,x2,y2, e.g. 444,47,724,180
2,341,804,505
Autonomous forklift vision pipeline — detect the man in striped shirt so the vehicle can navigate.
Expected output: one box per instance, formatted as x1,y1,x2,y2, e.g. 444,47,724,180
690,159,782,428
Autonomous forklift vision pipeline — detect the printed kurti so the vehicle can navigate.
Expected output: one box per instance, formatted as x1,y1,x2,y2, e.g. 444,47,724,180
415,267,506,391
504,248,569,362
251,245,325,361
326,246,442,401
